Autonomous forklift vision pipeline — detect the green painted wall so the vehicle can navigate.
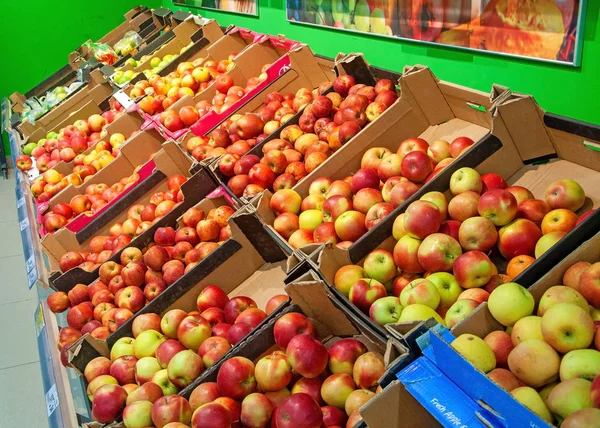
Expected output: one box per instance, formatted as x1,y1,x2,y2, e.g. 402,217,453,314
0,0,161,101
163,0,600,126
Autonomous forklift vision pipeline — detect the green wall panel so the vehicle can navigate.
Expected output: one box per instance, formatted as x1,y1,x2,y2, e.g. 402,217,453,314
163,0,600,126
0,0,161,101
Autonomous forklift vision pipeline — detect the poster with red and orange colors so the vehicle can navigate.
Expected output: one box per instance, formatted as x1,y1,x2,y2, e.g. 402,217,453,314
286,0,587,65
175,0,258,16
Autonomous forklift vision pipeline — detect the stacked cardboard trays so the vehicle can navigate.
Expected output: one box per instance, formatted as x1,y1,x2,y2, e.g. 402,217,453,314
45,147,217,289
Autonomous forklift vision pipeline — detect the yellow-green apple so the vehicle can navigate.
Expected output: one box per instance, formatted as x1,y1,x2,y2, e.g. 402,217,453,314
448,191,480,222
377,154,402,181
299,209,323,232
135,356,162,385
177,315,211,352
167,349,204,388
322,405,348,427
333,265,365,297
84,356,112,382
547,378,593,421
487,368,520,391
270,189,302,215
308,177,333,196
579,262,600,308
156,340,186,369
352,352,385,389
427,140,451,164
535,231,566,258
484,331,513,368
393,235,424,274
445,299,479,328
224,296,257,325
506,186,534,206
511,316,543,346
216,356,257,400
507,339,560,387
255,352,293,392
334,210,367,242
427,272,462,309
389,180,420,208
345,389,375,417
477,189,518,226
498,219,543,259
133,329,166,359
150,369,179,397
511,387,553,423
110,355,138,385
240,392,274,428
123,400,154,428
404,200,442,239
322,195,353,223
361,147,392,171
353,188,384,214
328,339,368,375
545,179,586,211
400,278,441,309
417,233,462,273
369,296,402,326
126,382,164,405
92,384,128,423
458,216,498,252
401,151,432,183
111,337,135,361
458,288,489,305
392,213,407,240
539,382,558,404
151,395,192,427
399,303,444,324
541,303,594,353
276,393,323,428
516,199,551,224
562,408,600,428
537,286,589,316
420,191,448,220
160,309,188,339
488,283,534,326
453,251,495,289
287,334,328,379
563,261,591,291
451,334,496,373
363,249,397,283
560,349,600,381
449,168,482,195
349,279,387,313
320,373,356,409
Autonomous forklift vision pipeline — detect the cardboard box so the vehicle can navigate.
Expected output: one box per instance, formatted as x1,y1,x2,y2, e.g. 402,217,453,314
68,208,290,373
46,163,218,291
251,59,501,257
311,75,600,341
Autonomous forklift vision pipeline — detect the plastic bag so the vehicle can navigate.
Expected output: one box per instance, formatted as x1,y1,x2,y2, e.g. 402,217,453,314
114,31,143,56
84,41,119,65
21,98,47,123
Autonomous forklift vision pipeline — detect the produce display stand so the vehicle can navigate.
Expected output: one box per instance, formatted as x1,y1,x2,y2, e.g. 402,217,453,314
5,5,600,428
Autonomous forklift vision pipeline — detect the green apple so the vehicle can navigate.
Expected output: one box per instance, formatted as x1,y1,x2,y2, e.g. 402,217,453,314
150,57,161,68
398,304,444,325
488,283,534,326
23,142,37,155
507,339,560,388
559,349,600,381
110,337,135,361
451,334,496,373
363,249,397,284
537,286,589,316
122,400,153,428
135,357,161,385
541,303,594,353
166,350,204,389
125,58,137,67
445,299,478,328
427,272,462,309
511,316,543,345
133,330,166,359
538,382,558,405
511,386,553,423
150,369,179,396
547,378,593,420
46,131,58,140
37,138,47,147
369,296,402,326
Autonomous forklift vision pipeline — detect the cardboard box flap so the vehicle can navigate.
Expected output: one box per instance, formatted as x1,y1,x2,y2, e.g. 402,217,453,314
333,53,376,86
285,271,358,337
399,66,454,127
438,81,493,130
547,125,600,174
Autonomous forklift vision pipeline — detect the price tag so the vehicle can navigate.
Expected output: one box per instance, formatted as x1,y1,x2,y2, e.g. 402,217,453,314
20,217,29,231
17,196,25,209
35,303,45,336
26,254,36,273
45,383,59,417
27,267,37,289
114,90,134,110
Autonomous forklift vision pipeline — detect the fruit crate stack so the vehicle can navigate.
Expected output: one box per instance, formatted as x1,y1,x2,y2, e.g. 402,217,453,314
5,5,600,428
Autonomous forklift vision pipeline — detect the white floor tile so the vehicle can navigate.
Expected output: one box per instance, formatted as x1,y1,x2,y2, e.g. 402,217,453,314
0,189,18,222
0,362,49,428
0,255,38,304
0,220,25,258
0,174,16,195
0,298,41,369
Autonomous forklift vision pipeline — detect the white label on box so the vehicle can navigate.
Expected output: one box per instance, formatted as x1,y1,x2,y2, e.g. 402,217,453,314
46,383,59,417
114,91,134,110
17,197,25,209
26,254,36,273
20,217,29,231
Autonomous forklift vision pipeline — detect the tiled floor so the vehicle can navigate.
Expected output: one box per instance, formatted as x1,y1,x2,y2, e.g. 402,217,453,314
0,171,49,427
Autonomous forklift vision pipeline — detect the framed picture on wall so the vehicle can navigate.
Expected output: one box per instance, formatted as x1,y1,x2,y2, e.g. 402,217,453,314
174,0,258,16
286,0,587,66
